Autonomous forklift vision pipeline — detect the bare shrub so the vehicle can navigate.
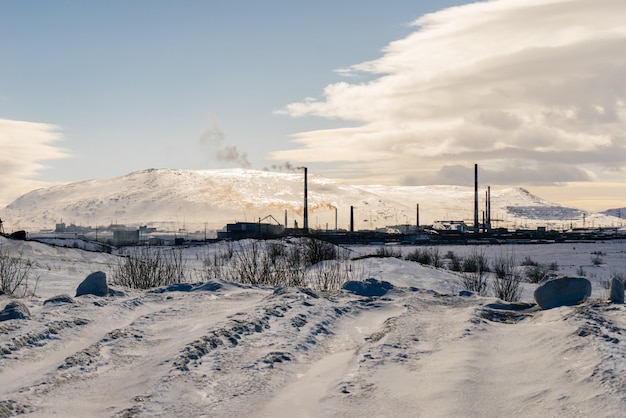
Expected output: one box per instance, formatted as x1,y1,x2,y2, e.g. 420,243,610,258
576,265,586,277
227,240,310,287
301,237,337,265
491,254,522,302
458,248,489,296
199,247,231,280
591,254,603,266
112,246,186,289
524,264,550,283
309,260,347,291
228,241,270,285
445,251,462,272
405,247,441,267
375,246,402,258
0,246,37,297
463,248,490,273
459,270,488,296
520,256,539,267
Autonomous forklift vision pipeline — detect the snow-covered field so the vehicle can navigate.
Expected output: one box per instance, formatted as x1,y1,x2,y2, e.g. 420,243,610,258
2,237,626,417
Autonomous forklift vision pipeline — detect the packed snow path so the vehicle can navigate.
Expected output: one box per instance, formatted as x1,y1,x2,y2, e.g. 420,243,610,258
3,281,626,417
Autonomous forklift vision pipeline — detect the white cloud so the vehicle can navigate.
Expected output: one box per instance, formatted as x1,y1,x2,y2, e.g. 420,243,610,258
272,0,626,188
0,119,69,207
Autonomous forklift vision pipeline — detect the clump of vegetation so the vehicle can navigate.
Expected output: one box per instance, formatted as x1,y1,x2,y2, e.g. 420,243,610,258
374,246,402,259
523,263,550,283
520,256,539,267
462,249,490,273
112,246,186,289
591,253,604,266
491,254,522,302
445,251,462,272
405,247,441,267
198,238,353,291
0,246,38,297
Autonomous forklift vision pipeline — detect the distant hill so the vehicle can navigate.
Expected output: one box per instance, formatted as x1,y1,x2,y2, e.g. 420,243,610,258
602,208,626,221
0,168,623,233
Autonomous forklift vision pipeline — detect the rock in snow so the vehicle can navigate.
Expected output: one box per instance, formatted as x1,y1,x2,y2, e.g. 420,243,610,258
342,278,394,297
0,301,31,321
533,276,592,310
76,271,109,297
44,294,76,305
609,277,625,304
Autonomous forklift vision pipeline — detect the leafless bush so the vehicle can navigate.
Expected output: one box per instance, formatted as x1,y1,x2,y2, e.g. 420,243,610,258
405,247,442,267
458,248,489,296
459,270,488,296
524,264,550,283
491,254,522,302
520,256,539,267
301,237,338,265
462,248,490,273
445,251,462,272
375,246,402,258
199,247,231,280
227,241,307,287
0,246,37,297
591,254,604,266
207,238,348,289
228,241,270,285
576,265,586,277
309,260,348,291
112,246,186,289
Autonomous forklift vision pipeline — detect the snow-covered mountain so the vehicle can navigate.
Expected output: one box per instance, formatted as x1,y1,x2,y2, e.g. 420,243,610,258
0,168,622,233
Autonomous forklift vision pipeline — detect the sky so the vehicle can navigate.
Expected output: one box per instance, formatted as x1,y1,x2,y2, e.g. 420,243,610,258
1,0,626,212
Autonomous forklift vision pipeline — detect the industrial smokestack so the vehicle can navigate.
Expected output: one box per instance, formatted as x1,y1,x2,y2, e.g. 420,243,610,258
335,206,338,231
487,186,491,230
303,167,308,231
350,206,354,232
474,164,479,231
416,203,420,228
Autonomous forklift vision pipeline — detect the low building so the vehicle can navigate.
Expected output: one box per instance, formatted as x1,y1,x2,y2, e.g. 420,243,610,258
113,229,140,245
217,222,285,240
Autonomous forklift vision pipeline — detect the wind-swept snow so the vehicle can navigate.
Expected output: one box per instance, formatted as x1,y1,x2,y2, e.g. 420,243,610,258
2,238,626,417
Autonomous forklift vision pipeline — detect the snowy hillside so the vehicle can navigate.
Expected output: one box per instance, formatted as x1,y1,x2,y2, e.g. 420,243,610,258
0,168,622,233
2,237,626,416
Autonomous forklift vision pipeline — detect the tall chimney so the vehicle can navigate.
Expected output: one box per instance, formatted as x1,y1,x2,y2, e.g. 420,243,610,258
474,163,479,231
487,185,491,230
350,206,354,232
335,206,338,231
416,203,420,228
303,167,308,231
285,209,288,228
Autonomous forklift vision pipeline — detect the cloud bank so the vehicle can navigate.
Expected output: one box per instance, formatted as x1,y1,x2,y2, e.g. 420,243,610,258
272,0,626,187
0,119,69,208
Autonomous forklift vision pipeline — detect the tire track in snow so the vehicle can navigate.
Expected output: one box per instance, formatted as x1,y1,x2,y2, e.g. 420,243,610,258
1,287,270,417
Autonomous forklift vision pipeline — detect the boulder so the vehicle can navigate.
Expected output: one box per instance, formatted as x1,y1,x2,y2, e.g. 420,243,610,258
609,278,625,304
342,278,394,297
76,271,109,297
533,276,591,310
0,301,31,321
